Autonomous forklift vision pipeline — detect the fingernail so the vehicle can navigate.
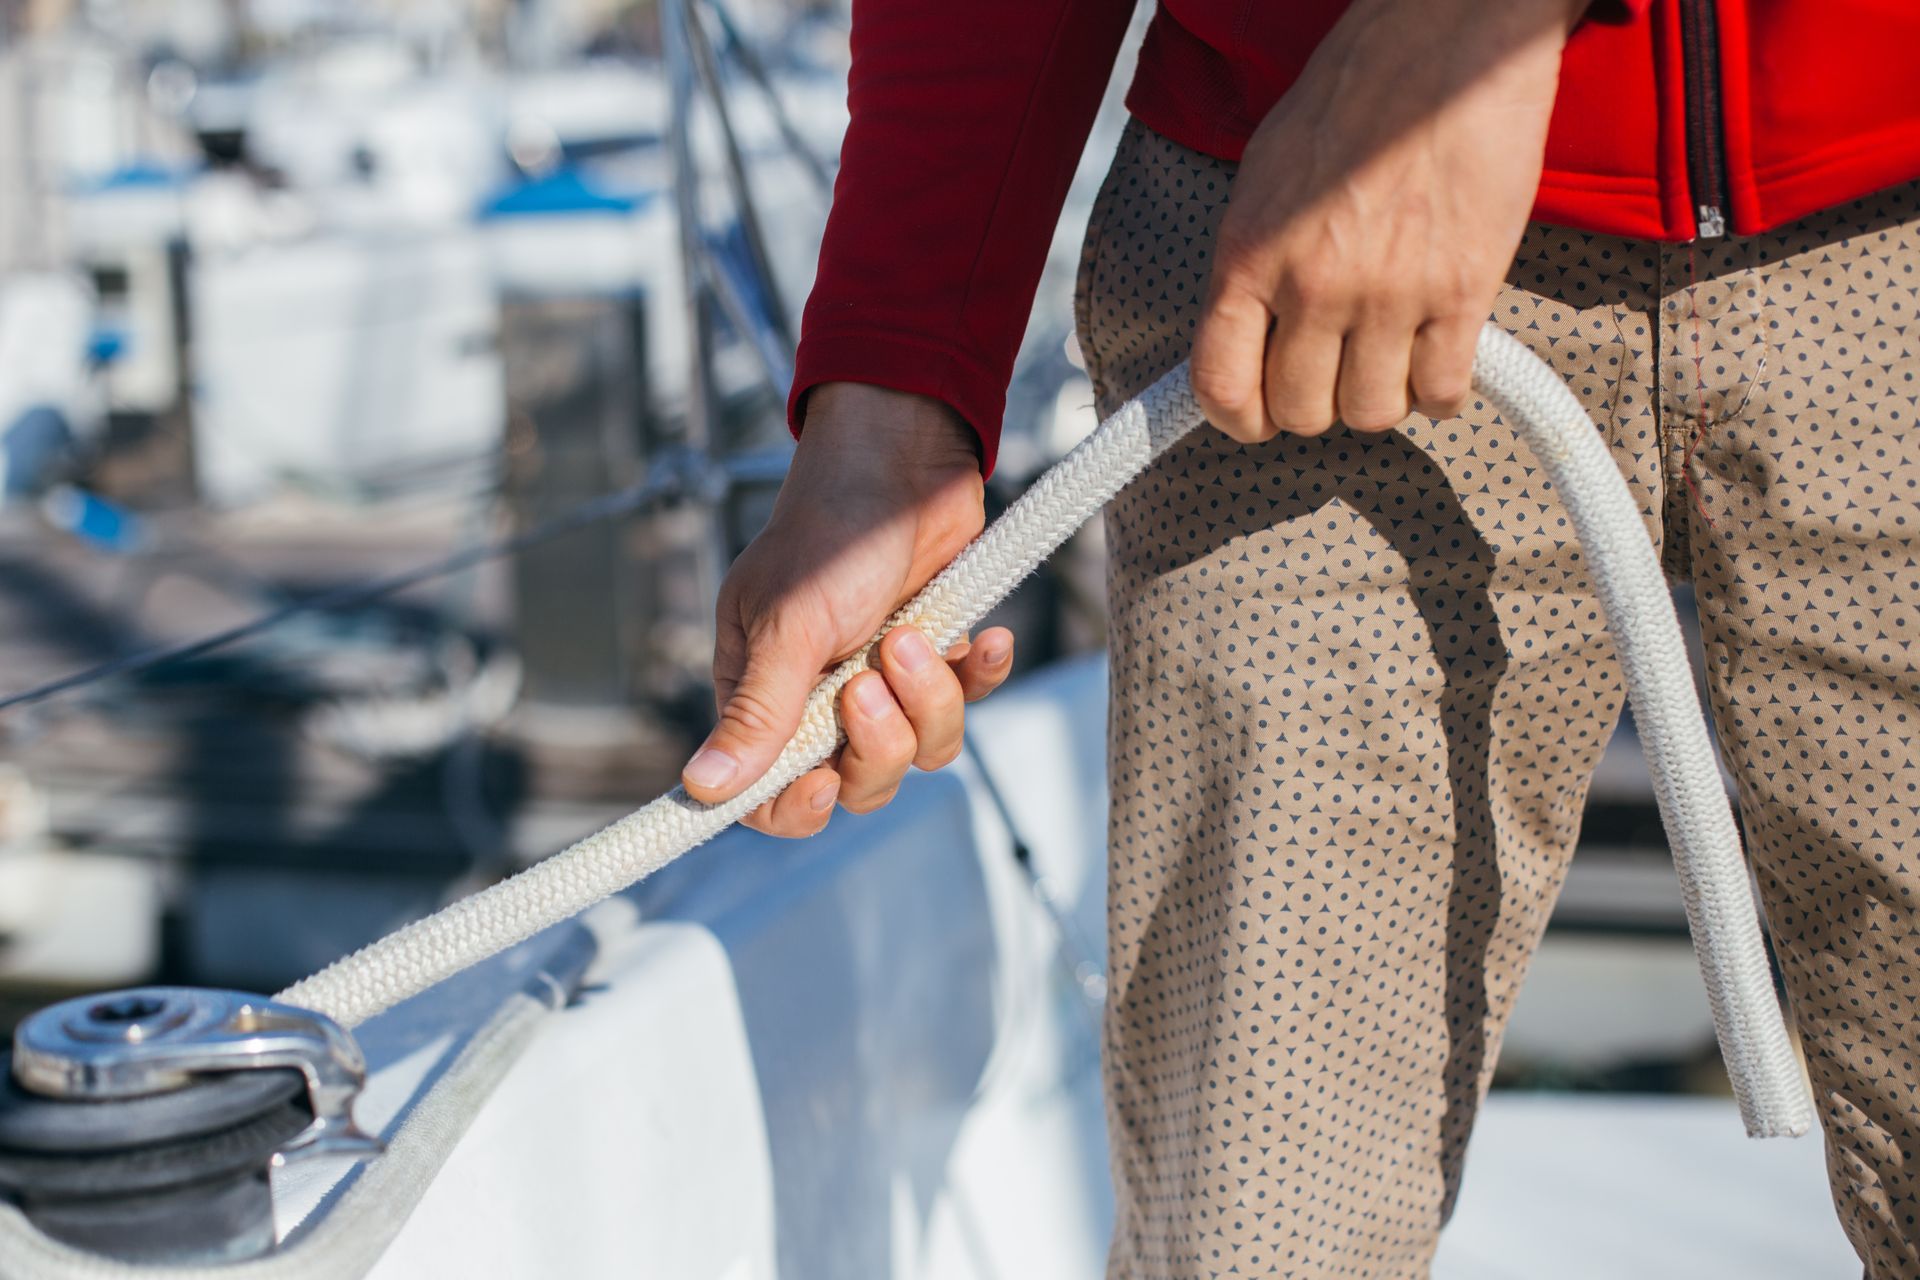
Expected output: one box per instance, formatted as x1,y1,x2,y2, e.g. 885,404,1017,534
895,629,935,673
810,778,839,812
684,747,739,791
853,675,894,719
978,635,1010,665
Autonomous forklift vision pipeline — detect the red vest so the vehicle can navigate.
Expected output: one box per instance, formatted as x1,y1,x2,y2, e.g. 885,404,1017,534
793,0,1920,470
1132,0,1920,239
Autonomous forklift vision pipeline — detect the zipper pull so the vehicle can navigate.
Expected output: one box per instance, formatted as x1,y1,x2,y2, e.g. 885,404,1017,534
1696,205,1727,239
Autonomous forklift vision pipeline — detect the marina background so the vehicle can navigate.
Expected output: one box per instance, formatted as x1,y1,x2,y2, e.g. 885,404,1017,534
0,0,1861,1272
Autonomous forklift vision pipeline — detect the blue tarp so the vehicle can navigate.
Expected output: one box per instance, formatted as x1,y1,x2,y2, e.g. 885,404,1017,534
478,169,657,221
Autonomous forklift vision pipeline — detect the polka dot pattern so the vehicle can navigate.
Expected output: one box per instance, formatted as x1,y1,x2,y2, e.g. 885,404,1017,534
1075,119,1920,1278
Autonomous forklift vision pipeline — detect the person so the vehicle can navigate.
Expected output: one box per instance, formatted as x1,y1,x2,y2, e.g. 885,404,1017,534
680,0,1920,1275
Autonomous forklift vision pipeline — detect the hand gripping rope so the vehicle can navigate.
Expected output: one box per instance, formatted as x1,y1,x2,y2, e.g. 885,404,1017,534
279,326,1814,1140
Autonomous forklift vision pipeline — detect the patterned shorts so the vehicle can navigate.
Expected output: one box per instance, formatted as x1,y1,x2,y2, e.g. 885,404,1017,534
1080,119,1920,1280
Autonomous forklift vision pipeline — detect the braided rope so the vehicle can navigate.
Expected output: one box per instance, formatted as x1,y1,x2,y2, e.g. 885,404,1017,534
1471,328,1809,1138
278,325,1812,1139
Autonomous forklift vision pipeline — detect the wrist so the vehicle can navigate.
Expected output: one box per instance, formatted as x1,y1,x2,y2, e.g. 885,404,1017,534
1346,0,1587,41
797,381,982,475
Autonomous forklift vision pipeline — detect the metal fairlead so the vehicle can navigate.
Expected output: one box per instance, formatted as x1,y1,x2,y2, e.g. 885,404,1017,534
0,988,381,1263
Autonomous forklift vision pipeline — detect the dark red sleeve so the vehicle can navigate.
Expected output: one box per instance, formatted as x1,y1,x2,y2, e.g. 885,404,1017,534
788,0,1135,476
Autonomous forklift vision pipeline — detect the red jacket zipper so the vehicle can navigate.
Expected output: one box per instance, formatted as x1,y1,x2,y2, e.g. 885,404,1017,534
1678,0,1729,237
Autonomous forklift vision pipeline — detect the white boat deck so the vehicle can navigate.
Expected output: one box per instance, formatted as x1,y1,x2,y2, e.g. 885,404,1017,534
270,656,1861,1279
1438,1095,1856,1279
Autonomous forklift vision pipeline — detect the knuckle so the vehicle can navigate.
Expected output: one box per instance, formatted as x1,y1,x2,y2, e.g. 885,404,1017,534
897,647,957,697
721,687,784,741
1427,266,1480,313
1280,259,1341,310
711,628,748,686
926,662,968,705
1211,222,1263,274
1189,359,1253,417
737,587,783,637
848,701,916,767
1430,281,1475,315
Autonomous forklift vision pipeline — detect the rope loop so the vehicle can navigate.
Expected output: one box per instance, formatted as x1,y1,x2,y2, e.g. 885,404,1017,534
278,324,1813,1140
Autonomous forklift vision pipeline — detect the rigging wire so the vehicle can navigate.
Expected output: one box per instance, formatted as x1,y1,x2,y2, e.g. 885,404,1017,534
0,473,682,715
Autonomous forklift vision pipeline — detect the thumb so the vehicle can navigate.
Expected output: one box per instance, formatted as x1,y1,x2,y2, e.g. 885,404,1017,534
682,621,825,805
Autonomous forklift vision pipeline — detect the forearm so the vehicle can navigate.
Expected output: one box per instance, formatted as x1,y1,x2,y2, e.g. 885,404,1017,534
1304,0,1592,126
792,0,1134,475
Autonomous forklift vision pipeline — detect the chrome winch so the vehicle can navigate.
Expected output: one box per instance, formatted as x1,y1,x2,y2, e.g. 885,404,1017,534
0,987,379,1264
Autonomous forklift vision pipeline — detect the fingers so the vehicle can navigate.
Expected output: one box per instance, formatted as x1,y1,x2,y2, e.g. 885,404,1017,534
741,764,840,838
714,624,1013,840
1198,240,1483,441
1191,280,1273,443
1204,308,1477,437
1262,317,1343,437
683,616,821,805
1203,270,1420,441
1409,314,1481,419
1336,319,1418,435
875,627,967,771
835,625,981,813
836,669,919,814
950,627,1014,702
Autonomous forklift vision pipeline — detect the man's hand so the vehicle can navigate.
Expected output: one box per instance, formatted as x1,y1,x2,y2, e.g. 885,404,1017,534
1191,0,1590,440
681,382,1015,836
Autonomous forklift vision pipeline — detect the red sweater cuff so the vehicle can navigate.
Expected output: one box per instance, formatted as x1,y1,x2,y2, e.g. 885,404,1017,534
788,328,1008,476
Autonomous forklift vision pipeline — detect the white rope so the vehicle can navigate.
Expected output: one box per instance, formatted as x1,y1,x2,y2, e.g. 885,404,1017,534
278,324,1812,1139
1470,328,1810,1138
